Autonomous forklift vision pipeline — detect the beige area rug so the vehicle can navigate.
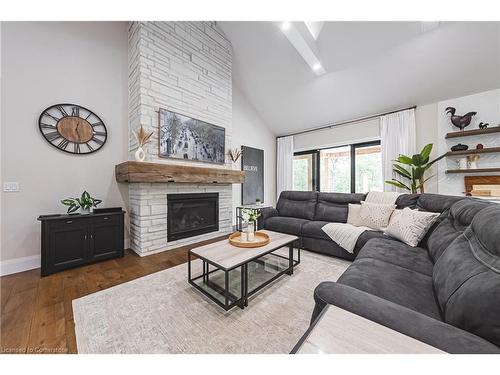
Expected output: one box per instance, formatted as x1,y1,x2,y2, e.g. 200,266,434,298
72,249,350,353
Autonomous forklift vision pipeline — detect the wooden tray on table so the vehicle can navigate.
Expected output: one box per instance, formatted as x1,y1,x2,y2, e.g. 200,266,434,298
228,231,270,248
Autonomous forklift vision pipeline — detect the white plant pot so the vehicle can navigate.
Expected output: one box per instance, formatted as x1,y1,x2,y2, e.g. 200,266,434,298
80,207,91,215
135,146,146,162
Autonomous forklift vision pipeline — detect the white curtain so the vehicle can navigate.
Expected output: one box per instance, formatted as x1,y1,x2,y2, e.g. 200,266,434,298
276,136,294,198
380,109,416,192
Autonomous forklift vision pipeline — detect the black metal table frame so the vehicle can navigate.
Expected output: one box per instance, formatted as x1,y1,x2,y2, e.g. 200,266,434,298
188,241,300,311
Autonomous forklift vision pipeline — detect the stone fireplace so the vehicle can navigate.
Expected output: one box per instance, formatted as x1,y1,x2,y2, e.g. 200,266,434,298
124,21,237,256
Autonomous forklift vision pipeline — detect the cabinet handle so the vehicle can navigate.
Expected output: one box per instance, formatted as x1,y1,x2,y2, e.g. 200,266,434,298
90,234,94,239
66,220,73,224
84,234,87,240
103,217,109,220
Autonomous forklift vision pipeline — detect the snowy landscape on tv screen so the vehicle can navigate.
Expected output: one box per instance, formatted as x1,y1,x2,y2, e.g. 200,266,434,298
159,109,225,164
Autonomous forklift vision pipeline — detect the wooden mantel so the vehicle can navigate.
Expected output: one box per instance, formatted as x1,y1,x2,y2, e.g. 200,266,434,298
115,161,245,184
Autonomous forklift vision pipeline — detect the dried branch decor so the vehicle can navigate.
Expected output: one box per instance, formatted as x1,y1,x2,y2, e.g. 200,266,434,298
228,148,242,163
134,126,154,147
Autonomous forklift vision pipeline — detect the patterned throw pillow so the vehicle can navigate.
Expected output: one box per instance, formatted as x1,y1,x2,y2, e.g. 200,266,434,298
358,201,396,231
347,203,363,226
385,207,440,247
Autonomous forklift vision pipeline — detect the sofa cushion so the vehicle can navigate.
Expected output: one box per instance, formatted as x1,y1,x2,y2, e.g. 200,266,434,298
357,238,434,276
276,191,317,220
264,216,308,236
426,198,491,262
338,258,442,319
433,205,500,347
314,192,366,222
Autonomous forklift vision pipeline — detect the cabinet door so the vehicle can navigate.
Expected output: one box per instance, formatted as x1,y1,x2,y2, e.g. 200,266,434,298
48,220,89,273
89,216,123,261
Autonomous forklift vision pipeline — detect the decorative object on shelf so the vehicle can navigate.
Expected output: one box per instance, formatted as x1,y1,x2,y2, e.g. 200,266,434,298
457,157,468,170
227,148,242,170
228,231,270,248
158,108,225,164
38,103,107,154
61,191,102,214
445,107,477,131
133,125,154,162
476,144,484,149
451,144,469,152
255,198,262,205
467,155,480,169
241,146,264,204
385,144,445,193
464,175,500,198
478,122,489,129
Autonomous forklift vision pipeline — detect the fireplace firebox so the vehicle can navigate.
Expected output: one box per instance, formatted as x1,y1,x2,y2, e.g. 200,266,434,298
167,193,219,241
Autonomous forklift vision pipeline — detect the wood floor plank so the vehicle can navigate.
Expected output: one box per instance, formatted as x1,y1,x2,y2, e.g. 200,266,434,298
0,237,219,354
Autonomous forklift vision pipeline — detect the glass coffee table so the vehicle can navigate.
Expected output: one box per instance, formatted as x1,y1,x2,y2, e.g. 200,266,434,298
188,230,300,310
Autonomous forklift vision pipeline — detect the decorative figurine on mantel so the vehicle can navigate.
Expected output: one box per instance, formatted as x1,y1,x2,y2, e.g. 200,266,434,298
227,148,242,170
445,107,477,131
133,125,154,162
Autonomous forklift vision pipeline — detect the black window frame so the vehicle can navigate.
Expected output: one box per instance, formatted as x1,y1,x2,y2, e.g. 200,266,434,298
293,140,381,194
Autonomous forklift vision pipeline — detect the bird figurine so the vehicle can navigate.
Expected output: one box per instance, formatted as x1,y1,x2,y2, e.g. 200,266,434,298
445,107,477,131
478,122,489,129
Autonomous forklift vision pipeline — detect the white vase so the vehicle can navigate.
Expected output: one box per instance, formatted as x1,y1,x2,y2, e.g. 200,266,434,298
80,207,91,215
135,146,146,162
247,222,255,241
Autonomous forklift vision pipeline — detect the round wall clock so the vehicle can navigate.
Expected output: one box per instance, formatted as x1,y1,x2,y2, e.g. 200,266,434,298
38,103,107,154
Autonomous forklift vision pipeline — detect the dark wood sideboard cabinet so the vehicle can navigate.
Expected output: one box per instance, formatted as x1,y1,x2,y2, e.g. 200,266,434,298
38,210,125,276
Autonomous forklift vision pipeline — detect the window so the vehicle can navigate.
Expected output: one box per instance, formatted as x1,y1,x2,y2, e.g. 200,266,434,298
293,141,382,193
354,143,383,193
319,146,351,193
293,151,318,191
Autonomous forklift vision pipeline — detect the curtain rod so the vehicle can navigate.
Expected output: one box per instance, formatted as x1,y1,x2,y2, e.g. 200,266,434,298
276,105,417,139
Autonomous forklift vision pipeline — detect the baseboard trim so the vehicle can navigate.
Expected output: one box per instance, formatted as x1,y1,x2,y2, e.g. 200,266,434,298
0,255,41,276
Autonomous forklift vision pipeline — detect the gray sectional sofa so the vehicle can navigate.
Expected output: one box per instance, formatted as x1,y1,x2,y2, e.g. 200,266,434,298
260,191,500,353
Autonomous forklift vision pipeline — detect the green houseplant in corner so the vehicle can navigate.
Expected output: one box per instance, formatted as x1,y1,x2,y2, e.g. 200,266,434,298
61,191,102,214
385,144,445,194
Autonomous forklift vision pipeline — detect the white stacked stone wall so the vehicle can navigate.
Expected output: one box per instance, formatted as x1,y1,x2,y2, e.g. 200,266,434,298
128,21,234,255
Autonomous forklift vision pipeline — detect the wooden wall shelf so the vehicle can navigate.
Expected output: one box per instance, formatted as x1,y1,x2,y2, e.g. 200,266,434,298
445,146,500,157
445,168,500,174
115,161,245,184
445,126,500,139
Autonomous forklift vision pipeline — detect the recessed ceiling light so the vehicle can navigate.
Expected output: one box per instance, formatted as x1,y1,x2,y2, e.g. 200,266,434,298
312,63,322,71
281,22,291,32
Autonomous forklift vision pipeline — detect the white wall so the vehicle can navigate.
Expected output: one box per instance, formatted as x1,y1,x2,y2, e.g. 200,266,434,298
0,22,129,274
232,85,276,223
415,103,439,192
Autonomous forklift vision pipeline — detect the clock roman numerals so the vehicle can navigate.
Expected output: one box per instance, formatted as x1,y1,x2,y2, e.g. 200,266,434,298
40,123,56,130
92,137,104,146
39,104,107,154
56,105,69,117
57,139,70,150
44,112,60,122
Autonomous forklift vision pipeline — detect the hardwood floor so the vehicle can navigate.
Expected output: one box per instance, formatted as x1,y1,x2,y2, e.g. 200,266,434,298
0,235,226,354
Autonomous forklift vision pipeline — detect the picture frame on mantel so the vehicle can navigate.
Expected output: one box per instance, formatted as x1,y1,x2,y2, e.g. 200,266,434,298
241,146,264,205
158,108,225,164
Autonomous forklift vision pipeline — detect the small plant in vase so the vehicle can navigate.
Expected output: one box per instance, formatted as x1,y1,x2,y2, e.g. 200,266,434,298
61,191,102,214
133,125,154,162
240,208,261,242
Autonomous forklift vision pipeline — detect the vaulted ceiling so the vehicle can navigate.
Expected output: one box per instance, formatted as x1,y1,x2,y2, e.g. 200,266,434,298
219,21,500,135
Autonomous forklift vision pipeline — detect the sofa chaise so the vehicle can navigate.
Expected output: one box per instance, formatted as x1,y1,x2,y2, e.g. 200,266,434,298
260,191,500,353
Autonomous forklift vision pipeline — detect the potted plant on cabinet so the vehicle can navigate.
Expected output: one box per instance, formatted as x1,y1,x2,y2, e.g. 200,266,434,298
61,191,102,214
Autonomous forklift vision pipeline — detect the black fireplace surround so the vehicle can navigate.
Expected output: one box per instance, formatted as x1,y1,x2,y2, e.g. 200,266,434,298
167,193,219,241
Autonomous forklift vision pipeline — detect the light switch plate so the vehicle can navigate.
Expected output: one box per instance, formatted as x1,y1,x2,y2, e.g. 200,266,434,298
3,182,20,192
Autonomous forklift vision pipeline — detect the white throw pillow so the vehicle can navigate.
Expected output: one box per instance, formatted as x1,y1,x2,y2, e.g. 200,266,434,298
358,201,396,231
346,203,363,226
385,207,440,247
